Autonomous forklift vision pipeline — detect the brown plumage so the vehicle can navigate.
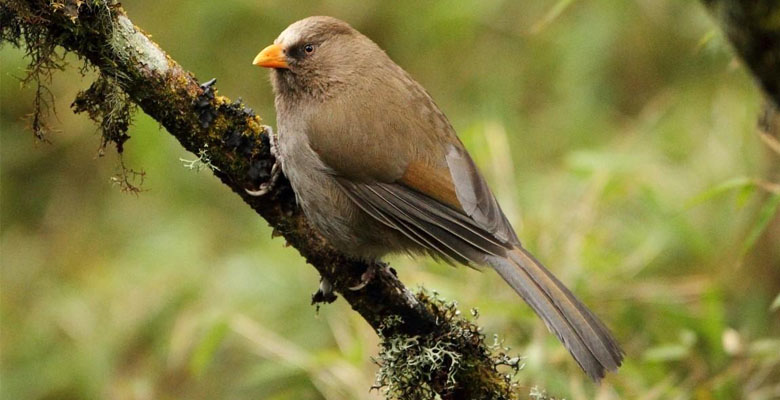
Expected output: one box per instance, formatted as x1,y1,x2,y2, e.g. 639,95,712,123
253,16,624,380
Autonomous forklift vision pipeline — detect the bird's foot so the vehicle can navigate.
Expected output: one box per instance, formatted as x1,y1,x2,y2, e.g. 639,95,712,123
311,276,338,305
245,125,281,197
349,262,388,291
244,162,280,196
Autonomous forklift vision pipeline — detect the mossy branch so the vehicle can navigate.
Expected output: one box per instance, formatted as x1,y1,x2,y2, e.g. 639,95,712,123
1,1,525,398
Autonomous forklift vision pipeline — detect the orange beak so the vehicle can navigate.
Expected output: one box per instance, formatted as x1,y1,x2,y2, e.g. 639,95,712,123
252,44,289,69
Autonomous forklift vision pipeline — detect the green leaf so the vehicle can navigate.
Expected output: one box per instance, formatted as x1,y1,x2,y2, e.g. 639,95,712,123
190,319,229,376
742,193,780,255
643,344,690,362
685,177,754,209
735,183,758,208
243,363,303,387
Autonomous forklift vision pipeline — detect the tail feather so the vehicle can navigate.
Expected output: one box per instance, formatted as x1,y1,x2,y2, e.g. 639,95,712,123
487,247,624,381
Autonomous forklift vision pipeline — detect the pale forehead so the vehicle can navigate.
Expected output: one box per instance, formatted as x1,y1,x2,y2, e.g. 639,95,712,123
274,20,306,47
274,17,353,47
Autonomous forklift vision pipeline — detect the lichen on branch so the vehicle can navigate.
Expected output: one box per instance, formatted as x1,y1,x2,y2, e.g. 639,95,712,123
373,290,523,400
72,72,134,153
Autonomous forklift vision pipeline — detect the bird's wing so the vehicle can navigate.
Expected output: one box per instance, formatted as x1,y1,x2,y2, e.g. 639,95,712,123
336,173,510,266
409,142,520,246
304,68,519,262
329,141,521,266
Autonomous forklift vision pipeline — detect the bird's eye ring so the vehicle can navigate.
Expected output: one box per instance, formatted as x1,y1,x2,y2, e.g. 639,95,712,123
303,44,315,54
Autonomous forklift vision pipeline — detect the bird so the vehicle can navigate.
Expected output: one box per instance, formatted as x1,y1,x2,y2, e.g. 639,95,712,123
249,16,623,381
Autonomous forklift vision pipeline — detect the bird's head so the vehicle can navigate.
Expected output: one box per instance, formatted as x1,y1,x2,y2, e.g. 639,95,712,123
253,16,377,100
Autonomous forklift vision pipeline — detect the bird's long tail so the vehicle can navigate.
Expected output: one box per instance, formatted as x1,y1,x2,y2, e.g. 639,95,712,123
487,247,624,381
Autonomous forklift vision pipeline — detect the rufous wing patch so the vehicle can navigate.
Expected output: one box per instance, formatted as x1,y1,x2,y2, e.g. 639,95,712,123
399,160,463,212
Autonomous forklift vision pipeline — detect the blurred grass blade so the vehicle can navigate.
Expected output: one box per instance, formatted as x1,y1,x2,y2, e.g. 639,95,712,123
190,319,229,376
771,292,780,311
685,177,753,209
759,131,780,155
748,338,780,357
741,193,780,255
642,344,690,362
695,30,718,52
736,183,758,208
531,0,576,33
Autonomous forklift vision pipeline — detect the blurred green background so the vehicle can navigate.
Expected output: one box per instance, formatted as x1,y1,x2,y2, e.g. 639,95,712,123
2,1,779,399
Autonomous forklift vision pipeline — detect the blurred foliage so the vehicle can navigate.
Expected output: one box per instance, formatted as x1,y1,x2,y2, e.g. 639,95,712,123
2,0,779,399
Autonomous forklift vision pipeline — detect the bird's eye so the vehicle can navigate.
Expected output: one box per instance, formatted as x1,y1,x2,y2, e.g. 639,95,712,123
303,44,315,54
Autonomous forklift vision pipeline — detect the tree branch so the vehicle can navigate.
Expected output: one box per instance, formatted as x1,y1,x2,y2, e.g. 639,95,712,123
4,0,439,336
1,1,522,398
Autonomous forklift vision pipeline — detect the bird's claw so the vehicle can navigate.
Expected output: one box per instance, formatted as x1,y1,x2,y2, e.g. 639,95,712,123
245,125,282,197
312,277,338,304
245,162,280,196
349,262,386,291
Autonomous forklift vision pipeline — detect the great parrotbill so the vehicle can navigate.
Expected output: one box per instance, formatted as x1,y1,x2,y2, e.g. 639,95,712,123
250,16,623,380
